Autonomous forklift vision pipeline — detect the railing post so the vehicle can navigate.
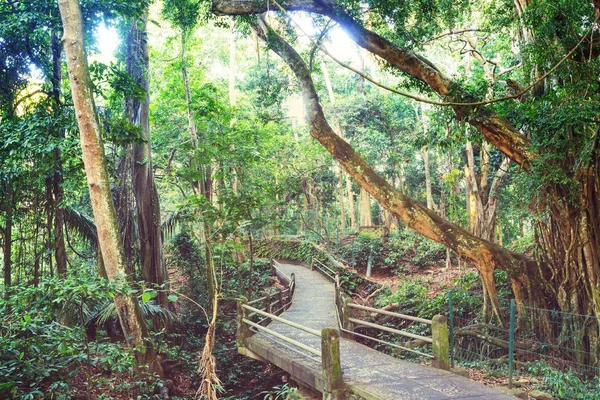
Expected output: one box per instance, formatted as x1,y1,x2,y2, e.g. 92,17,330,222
290,273,296,297
321,327,345,399
266,292,273,315
432,314,450,370
277,289,283,315
310,255,315,271
340,294,354,339
236,297,251,347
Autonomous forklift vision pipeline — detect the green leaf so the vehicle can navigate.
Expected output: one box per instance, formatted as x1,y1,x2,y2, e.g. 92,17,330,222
142,291,158,304
167,294,178,302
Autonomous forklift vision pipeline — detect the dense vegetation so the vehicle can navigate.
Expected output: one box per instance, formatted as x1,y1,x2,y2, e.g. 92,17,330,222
1,0,599,398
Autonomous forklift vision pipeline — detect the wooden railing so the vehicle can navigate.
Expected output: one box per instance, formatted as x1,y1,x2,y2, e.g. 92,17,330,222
311,258,337,282
317,256,450,371
246,260,295,323
236,259,344,397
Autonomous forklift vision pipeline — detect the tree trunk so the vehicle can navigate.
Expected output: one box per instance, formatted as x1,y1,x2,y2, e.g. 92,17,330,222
346,174,357,231
464,140,512,322
181,34,202,195
2,184,13,300
359,187,373,227
126,11,168,309
58,0,156,366
338,168,346,233
115,152,136,271
321,62,347,234
44,178,54,277
53,166,67,275
422,148,437,212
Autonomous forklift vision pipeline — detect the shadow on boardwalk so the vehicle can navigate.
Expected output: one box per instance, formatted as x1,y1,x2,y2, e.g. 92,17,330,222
241,261,517,399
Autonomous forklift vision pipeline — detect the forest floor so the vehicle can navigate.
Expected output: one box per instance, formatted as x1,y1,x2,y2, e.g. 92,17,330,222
363,264,468,295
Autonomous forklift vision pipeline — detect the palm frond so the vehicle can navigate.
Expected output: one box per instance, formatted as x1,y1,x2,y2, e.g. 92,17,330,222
140,301,179,323
64,206,98,250
96,301,117,326
95,298,178,326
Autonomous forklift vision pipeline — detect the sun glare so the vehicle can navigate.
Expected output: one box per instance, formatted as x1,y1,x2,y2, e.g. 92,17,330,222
95,23,120,59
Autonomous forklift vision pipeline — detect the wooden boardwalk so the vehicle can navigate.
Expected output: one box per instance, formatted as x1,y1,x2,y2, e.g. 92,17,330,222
241,261,516,399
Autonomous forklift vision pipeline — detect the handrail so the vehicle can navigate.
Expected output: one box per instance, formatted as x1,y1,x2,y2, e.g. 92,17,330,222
348,303,432,325
243,304,321,337
272,259,291,282
247,295,269,306
313,258,336,281
243,318,321,356
349,317,433,343
237,259,345,389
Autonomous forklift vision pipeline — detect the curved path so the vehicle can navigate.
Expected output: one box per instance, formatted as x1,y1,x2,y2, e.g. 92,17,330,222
242,261,516,399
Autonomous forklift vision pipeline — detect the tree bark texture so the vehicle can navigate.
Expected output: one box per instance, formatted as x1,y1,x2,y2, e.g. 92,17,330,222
250,17,543,309
58,0,154,364
359,187,372,227
126,11,168,309
212,0,535,169
422,148,438,212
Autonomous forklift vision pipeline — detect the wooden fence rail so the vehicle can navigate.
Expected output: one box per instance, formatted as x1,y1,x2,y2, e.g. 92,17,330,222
329,262,450,370
236,259,344,398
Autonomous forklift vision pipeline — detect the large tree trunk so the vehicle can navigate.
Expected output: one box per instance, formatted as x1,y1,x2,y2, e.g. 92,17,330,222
250,17,543,310
115,153,136,271
126,11,168,309
58,0,156,366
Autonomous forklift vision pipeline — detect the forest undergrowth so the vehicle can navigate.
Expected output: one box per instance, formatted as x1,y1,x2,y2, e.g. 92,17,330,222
0,232,294,400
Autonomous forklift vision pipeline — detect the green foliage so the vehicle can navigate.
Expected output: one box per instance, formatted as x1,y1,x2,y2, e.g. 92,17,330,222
0,272,156,398
528,362,600,400
169,232,206,275
342,230,446,273
262,384,304,400
162,0,207,34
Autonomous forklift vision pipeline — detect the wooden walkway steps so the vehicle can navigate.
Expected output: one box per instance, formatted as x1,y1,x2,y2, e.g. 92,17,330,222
240,261,516,399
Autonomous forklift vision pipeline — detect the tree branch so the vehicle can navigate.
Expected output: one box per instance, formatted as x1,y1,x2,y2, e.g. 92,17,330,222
249,16,541,297
214,0,535,169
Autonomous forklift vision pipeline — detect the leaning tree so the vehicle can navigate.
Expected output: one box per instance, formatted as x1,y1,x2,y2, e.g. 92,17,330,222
211,0,600,326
